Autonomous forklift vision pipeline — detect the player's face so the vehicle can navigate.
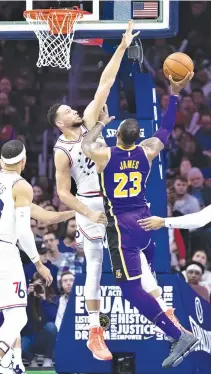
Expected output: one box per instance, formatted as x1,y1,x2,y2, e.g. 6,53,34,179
56,105,83,130
192,251,207,267
61,274,75,294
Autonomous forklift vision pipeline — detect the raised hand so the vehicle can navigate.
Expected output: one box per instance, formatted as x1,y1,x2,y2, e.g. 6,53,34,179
98,104,115,126
120,20,140,49
169,72,194,95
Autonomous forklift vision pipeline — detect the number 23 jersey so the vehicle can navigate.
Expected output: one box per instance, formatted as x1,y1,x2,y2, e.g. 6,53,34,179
54,126,100,194
99,145,151,216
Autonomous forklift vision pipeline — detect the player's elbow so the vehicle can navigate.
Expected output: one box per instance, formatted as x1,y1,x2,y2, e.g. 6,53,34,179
58,189,70,204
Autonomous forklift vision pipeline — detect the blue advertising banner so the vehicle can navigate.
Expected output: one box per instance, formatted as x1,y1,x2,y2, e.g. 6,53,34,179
56,273,211,374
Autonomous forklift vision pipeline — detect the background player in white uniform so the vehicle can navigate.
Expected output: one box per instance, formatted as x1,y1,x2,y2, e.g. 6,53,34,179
138,204,212,231
0,140,52,373
47,21,139,361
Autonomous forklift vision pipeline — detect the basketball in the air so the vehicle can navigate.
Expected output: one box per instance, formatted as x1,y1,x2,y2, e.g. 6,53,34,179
163,52,194,81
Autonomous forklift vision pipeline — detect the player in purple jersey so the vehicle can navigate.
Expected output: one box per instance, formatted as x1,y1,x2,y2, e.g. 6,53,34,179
81,73,200,368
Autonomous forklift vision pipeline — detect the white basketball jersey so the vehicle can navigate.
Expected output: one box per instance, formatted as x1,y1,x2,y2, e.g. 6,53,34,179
0,170,22,245
54,126,100,194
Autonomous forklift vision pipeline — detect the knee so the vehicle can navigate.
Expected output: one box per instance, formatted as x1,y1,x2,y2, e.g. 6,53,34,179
43,322,57,335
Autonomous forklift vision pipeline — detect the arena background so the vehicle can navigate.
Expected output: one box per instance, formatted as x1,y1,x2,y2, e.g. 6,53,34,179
0,1,210,374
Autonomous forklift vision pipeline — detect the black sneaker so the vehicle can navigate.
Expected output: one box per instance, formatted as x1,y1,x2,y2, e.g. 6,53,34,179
162,332,200,368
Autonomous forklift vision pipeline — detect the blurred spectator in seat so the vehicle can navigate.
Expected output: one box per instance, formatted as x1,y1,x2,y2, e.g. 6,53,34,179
191,88,207,111
179,158,192,179
10,76,28,110
194,112,211,153
31,218,38,238
19,89,38,128
170,131,210,169
160,93,169,113
33,185,44,204
36,221,48,240
24,241,58,293
43,232,84,285
188,168,211,207
0,77,12,96
182,250,211,294
55,271,75,331
0,57,5,79
177,95,196,126
192,250,211,293
184,261,210,302
167,205,186,271
59,218,77,253
21,272,58,368
146,39,175,70
58,201,70,212
173,176,201,215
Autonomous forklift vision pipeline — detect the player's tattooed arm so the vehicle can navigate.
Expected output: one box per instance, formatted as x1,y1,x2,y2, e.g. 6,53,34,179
83,21,139,129
55,150,107,224
139,137,164,162
31,203,75,224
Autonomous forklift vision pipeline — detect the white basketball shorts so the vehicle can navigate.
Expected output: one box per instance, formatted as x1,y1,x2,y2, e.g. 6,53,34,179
75,195,106,241
0,241,27,310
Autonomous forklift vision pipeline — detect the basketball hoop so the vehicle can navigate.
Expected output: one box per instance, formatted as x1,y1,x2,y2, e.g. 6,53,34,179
23,7,86,69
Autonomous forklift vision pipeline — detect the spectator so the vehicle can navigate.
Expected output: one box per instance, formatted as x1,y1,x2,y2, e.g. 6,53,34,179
194,112,211,152
55,271,75,331
170,131,210,169
184,261,210,302
33,185,44,204
24,241,58,293
192,250,211,294
0,77,12,95
191,88,207,111
21,272,58,367
36,221,48,240
176,95,196,126
188,168,211,207
30,218,38,238
179,158,192,179
173,176,201,215
146,39,175,70
160,93,169,113
43,232,84,284
59,218,77,253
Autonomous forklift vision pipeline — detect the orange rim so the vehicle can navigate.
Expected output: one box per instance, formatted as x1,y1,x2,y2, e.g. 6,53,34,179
23,6,87,34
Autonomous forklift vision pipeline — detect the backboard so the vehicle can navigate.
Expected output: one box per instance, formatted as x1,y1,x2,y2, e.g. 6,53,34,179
0,0,178,39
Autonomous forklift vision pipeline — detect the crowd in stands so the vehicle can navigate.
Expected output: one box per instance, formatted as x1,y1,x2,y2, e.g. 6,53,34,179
0,0,210,369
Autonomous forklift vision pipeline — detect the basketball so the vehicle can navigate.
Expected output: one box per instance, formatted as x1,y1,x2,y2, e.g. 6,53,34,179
163,52,194,81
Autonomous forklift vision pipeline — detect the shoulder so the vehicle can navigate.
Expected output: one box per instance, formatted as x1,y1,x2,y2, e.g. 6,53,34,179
13,179,32,197
54,148,72,169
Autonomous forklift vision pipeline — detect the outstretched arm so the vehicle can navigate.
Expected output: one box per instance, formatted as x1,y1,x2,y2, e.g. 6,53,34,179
31,203,75,224
83,21,139,129
138,205,212,231
140,72,194,162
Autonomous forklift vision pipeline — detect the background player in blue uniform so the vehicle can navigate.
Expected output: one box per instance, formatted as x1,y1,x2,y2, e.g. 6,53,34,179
81,72,199,368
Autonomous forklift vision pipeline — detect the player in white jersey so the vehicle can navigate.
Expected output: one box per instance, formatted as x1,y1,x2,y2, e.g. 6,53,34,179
0,140,53,374
47,21,139,361
138,204,211,231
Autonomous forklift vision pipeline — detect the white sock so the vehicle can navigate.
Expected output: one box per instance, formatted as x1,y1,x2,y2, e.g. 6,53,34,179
156,297,169,312
14,348,22,363
89,311,100,328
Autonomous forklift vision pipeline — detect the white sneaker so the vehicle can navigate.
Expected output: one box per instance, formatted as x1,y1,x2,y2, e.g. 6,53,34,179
42,358,54,368
29,358,39,368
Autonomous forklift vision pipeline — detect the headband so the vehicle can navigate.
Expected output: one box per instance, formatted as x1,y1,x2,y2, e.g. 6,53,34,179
1,146,26,165
186,264,202,274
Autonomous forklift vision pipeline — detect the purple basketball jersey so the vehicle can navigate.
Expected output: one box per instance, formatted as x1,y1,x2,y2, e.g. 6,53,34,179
101,145,150,215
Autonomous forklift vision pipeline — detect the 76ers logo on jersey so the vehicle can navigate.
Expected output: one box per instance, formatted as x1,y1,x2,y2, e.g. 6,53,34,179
13,281,26,299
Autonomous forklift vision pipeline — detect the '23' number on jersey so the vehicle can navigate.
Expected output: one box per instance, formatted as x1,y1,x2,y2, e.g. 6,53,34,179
114,172,142,198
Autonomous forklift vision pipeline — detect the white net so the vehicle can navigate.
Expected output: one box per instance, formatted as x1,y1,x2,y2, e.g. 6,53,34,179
24,10,82,69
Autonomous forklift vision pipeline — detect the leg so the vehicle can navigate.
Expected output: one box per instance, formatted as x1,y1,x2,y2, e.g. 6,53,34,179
21,336,34,363
35,322,57,367
83,237,112,361
118,278,199,368
13,336,26,373
0,308,27,367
